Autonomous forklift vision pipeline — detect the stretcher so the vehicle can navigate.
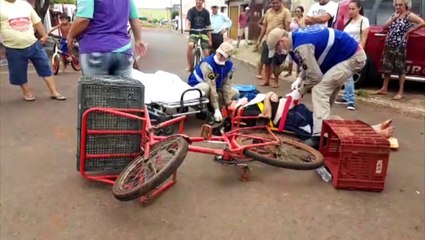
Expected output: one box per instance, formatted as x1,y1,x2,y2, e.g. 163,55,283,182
131,69,211,133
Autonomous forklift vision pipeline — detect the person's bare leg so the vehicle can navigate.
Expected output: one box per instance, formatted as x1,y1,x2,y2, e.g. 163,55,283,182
256,60,263,79
43,76,66,100
259,92,274,118
186,43,194,71
373,73,390,95
285,62,293,77
203,49,209,58
375,126,395,138
372,119,392,131
394,74,405,100
260,64,272,86
20,83,35,101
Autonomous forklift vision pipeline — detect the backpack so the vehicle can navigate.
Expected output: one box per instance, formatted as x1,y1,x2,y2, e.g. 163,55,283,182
233,84,259,101
282,104,313,137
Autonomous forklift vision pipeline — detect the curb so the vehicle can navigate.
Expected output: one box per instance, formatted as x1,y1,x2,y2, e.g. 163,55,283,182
232,54,425,119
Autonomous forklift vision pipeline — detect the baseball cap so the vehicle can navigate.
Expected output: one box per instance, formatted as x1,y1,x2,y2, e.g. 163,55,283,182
245,7,250,10
266,28,286,58
216,42,234,64
211,5,218,8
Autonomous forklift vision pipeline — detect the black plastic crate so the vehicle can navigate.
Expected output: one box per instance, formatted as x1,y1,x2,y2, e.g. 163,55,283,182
76,75,145,173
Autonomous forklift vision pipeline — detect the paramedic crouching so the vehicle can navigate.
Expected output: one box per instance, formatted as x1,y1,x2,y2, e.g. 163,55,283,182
188,42,239,122
266,26,367,149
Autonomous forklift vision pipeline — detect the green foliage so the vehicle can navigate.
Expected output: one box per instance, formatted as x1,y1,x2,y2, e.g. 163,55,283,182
139,16,148,21
53,0,76,3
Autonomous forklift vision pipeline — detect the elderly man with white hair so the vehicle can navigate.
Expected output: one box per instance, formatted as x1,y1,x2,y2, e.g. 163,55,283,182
265,25,367,148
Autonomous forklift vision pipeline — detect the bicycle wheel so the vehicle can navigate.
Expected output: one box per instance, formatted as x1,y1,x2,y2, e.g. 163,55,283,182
112,136,189,201
193,49,201,69
71,56,81,71
235,128,323,170
52,54,60,75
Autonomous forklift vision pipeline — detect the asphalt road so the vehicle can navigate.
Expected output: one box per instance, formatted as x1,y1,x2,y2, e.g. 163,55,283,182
0,29,424,240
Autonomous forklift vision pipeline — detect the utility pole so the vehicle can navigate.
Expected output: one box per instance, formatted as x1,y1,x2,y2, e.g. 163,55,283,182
180,0,183,34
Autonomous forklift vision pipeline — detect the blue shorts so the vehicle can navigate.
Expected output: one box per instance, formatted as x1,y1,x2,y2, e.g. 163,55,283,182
5,42,52,85
59,38,68,54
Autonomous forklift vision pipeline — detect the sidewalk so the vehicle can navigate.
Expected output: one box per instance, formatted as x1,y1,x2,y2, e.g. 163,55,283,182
230,43,425,119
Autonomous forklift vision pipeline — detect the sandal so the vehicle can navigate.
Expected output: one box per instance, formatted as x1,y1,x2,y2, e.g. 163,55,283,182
23,94,36,102
393,94,403,100
50,93,66,101
284,73,292,77
258,82,270,86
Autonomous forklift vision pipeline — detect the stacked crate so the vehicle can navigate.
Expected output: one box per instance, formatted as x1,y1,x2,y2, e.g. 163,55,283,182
77,75,145,174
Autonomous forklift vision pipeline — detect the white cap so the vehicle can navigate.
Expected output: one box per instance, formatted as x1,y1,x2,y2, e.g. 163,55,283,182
245,7,250,10
266,28,286,58
216,42,234,64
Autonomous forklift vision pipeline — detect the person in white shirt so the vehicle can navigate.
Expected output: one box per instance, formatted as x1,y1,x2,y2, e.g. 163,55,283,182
335,0,369,111
304,0,338,28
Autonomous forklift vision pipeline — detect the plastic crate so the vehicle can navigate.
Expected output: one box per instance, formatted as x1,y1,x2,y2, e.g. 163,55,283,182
76,75,145,173
320,120,391,191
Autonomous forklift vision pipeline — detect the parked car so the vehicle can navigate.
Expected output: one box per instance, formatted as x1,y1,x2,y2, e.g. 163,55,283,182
334,0,425,87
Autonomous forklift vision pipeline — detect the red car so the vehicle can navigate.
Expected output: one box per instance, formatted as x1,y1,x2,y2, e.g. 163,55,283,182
334,0,425,87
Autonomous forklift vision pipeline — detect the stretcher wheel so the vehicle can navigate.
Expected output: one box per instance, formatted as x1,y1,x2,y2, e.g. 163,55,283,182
112,136,189,201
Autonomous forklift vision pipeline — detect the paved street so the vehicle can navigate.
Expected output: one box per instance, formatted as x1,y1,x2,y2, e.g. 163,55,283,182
0,29,424,240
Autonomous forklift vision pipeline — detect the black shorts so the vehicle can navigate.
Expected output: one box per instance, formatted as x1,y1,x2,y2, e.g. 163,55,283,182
261,41,272,65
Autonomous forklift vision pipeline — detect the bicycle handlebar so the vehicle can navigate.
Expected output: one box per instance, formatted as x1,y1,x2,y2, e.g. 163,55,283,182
184,29,213,33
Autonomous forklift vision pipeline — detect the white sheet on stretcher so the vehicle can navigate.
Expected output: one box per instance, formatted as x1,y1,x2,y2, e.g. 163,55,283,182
131,69,205,104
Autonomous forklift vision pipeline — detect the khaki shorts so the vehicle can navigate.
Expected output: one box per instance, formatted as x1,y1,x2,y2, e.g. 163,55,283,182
238,27,248,37
188,34,209,50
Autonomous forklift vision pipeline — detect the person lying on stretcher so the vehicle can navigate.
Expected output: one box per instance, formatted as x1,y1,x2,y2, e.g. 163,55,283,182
230,91,395,139
188,42,239,122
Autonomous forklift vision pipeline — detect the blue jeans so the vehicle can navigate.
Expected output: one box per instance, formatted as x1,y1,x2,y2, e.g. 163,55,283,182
80,52,133,77
343,76,355,105
5,42,52,85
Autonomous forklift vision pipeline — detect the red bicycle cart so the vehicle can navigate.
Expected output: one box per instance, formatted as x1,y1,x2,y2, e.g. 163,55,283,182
79,99,323,204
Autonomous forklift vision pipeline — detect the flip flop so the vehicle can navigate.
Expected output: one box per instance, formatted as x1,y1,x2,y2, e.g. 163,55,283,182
284,73,292,77
393,94,403,100
371,90,388,95
23,95,36,102
258,82,270,86
50,94,66,101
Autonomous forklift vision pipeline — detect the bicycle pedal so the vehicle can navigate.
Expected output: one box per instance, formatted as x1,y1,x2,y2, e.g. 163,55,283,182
200,124,212,140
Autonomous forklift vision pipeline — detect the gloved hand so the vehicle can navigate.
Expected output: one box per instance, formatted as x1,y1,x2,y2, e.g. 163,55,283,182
291,77,303,90
285,89,302,101
214,109,223,122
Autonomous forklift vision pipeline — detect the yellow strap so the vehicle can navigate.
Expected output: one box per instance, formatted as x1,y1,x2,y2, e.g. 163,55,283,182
256,102,275,128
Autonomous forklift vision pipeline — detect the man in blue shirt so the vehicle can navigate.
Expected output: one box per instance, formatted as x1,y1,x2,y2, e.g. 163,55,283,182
266,26,367,148
188,42,238,122
210,5,232,53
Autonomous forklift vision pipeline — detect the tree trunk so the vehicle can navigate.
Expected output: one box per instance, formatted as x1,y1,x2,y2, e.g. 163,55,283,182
34,0,51,24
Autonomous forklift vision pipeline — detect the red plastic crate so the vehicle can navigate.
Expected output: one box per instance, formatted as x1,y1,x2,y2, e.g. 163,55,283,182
320,120,391,191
